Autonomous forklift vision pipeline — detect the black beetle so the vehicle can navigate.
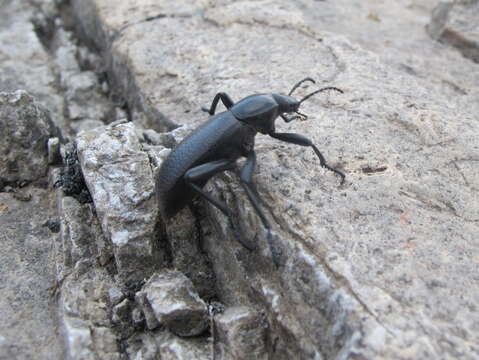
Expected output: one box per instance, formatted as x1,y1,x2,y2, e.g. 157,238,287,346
156,78,345,265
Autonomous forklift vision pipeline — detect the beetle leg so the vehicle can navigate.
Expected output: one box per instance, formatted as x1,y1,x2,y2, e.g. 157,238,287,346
201,92,235,115
240,151,281,267
269,132,346,185
280,114,302,123
184,159,255,250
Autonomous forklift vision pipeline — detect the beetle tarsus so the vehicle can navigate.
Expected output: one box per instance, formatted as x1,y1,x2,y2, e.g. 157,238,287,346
269,132,346,185
281,114,302,123
311,145,345,185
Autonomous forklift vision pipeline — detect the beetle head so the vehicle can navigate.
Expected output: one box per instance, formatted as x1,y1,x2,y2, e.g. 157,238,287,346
275,77,344,122
272,94,300,114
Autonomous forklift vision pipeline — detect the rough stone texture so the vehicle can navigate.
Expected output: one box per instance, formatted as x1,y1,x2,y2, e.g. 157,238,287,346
164,206,216,300
68,1,479,359
59,195,113,273
0,91,59,185
0,0,66,131
426,1,455,41
76,122,163,284
428,0,479,63
60,272,121,360
55,187,121,360
213,306,268,360
138,271,209,337
0,188,63,360
52,26,114,128
125,331,211,360
2,0,479,359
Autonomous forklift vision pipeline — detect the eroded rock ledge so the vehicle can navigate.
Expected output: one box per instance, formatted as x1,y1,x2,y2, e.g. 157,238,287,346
1,0,478,359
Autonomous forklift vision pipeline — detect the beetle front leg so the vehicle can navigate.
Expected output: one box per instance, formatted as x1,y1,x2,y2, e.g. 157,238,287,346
201,92,235,115
269,132,345,184
280,114,302,123
184,159,255,250
240,151,282,267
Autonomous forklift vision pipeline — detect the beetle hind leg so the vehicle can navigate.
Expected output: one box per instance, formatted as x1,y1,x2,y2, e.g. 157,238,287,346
184,159,255,250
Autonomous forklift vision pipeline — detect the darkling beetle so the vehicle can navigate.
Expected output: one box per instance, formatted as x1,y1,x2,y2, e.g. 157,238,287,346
156,78,345,265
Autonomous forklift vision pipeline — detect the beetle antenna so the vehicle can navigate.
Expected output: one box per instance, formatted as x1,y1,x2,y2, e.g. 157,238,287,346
299,86,343,104
288,77,316,96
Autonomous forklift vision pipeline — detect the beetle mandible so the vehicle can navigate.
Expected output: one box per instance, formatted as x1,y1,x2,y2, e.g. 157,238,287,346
156,77,345,265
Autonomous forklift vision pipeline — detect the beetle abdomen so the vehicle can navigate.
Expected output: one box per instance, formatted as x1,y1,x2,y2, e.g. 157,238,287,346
156,112,242,217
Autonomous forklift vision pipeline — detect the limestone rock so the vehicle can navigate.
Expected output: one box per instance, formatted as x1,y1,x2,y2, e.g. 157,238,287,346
125,331,211,360
0,91,59,185
69,1,479,358
0,188,63,359
163,206,216,300
213,306,268,360
158,332,211,360
76,122,163,284
0,1,65,131
138,271,209,337
428,0,479,63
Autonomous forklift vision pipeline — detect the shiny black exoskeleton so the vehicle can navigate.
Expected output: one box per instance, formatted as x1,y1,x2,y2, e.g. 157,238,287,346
156,78,345,265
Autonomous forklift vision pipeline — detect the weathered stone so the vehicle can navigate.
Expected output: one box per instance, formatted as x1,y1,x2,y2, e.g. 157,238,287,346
107,286,125,306
61,273,113,328
0,91,59,184
60,270,118,359
0,188,63,359
61,317,96,360
157,332,211,360
125,331,211,360
48,137,61,165
135,291,160,330
139,271,209,337
68,1,479,358
131,306,145,328
164,205,216,300
428,0,479,63
2,0,479,359
52,26,114,130
76,122,163,284
112,298,132,324
91,327,121,360
59,195,112,272
213,306,268,360
426,1,455,40
0,1,66,132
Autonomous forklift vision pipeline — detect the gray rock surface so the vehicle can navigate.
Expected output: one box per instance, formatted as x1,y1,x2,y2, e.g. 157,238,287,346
163,206,216,300
0,91,59,185
0,0,66,131
138,271,209,337
213,306,268,360
76,122,163,284
2,0,479,359
55,189,121,360
428,0,479,63
68,0,479,358
125,331,211,360
0,188,63,360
